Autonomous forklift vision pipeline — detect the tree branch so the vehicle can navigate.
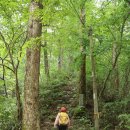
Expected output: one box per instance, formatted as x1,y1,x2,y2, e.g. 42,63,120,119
0,31,15,70
106,25,116,41
120,12,130,42
0,32,9,45
16,35,27,69
0,64,14,73
11,31,27,50
65,0,86,28
98,49,121,99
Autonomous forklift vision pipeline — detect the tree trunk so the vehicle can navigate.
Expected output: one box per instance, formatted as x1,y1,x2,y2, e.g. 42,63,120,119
2,59,8,97
44,42,50,79
68,54,74,74
89,27,99,130
123,64,130,96
15,69,22,128
22,1,42,130
58,42,63,72
112,43,119,89
79,3,86,107
0,19,22,129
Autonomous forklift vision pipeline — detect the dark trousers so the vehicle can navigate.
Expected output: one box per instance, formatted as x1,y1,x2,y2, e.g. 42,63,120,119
58,125,68,130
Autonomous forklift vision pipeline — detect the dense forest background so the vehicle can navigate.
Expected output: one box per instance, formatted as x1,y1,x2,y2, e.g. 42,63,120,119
0,0,130,130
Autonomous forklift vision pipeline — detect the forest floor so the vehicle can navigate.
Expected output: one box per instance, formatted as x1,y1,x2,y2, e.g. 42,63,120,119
40,81,87,130
40,80,94,130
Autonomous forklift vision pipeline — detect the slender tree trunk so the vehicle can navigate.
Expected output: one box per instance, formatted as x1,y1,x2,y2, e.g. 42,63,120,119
0,33,22,126
68,54,74,74
15,69,22,128
89,27,99,130
2,59,8,97
22,1,42,130
123,65,130,96
13,67,22,129
58,42,63,72
112,0,119,90
112,43,119,89
79,3,86,107
44,42,50,79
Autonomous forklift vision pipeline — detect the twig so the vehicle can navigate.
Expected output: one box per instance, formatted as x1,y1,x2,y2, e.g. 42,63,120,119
98,48,121,99
0,64,14,73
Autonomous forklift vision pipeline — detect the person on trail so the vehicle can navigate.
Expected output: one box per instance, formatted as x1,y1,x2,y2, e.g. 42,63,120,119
54,107,70,130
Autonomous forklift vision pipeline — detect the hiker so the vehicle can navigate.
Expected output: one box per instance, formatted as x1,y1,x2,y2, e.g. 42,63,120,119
54,107,70,130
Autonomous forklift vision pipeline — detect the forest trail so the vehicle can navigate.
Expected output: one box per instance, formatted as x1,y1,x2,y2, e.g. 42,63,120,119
41,118,75,130
1,1,130,130
40,82,93,130
40,83,77,130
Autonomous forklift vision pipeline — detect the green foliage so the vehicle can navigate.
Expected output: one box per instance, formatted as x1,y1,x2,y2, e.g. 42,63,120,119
39,71,70,119
72,106,87,118
0,96,17,130
0,0,130,129
118,114,130,130
101,101,123,129
71,117,93,130
100,97,130,129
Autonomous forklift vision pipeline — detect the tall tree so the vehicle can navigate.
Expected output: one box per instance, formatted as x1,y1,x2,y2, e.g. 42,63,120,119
43,42,50,79
0,31,23,128
112,42,119,89
79,1,86,107
89,27,99,130
22,0,43,130
0,57,8,97
58,40,63,72
0,1,28,128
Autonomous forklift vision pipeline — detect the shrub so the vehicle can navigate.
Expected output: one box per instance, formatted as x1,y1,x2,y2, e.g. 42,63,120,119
0,96,17,130
118,114,130,130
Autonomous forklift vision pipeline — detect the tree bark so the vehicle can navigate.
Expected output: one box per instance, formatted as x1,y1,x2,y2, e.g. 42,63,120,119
15,69,22,128
89,27,99,130
58,41,63,72
1,59,8,97
44,42,50,79
22,1,42,130
79,3,86,107
123,64,130,96
112,43,119,89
